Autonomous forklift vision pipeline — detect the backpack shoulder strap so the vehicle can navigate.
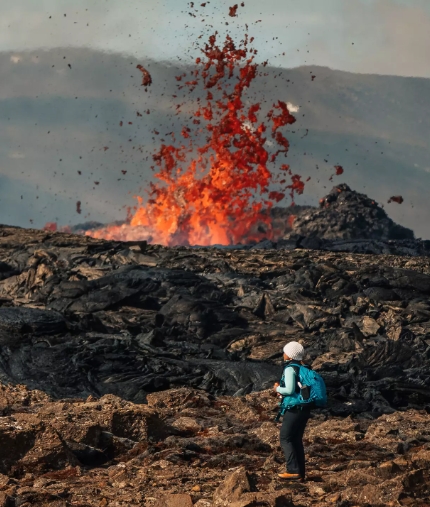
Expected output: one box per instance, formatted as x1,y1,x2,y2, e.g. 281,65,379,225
288,361,302,372
282,363,300,377
290,365,300,375
288,364,300,393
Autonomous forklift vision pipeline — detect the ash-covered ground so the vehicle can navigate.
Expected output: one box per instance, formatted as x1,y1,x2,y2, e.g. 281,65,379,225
0,185,429,506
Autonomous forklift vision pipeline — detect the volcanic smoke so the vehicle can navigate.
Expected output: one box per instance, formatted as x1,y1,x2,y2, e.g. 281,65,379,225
88,8,308,246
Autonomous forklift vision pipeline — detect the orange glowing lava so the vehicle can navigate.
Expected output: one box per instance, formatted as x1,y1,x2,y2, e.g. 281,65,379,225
87,28,305,246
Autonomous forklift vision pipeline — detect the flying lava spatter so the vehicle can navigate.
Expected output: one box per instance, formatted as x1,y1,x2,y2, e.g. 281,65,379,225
87,10,306,246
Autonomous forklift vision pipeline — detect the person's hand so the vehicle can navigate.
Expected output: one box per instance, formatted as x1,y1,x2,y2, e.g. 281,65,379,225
273,382,279,392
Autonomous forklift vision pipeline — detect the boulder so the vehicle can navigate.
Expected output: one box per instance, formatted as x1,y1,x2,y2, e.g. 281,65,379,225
157,494,193,507
213,467,252,505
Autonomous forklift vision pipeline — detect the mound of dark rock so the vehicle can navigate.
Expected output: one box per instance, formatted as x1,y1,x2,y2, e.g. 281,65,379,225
289,183,414,241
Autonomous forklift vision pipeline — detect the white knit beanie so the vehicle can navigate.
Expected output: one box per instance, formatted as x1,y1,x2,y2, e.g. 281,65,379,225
283,341,304,360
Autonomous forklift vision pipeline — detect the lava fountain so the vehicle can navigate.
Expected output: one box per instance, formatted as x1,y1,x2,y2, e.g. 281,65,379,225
87,21,305,246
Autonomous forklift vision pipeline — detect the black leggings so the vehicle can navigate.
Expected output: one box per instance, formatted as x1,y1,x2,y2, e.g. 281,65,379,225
279,407,310,477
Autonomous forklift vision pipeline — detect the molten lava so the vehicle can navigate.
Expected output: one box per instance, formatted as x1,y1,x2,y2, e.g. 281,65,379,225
88,24,307,246
136,65,152,88
388,195,404,204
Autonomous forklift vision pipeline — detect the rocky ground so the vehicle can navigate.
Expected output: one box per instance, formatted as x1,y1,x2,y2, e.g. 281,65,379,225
1,223,430,415
1,184,430,505
0,383,429,506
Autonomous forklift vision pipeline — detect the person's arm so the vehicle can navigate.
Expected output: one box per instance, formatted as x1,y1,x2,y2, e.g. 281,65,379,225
276,367,296,395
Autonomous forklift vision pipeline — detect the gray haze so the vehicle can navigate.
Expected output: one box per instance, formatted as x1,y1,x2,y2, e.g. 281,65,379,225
3,0,430,78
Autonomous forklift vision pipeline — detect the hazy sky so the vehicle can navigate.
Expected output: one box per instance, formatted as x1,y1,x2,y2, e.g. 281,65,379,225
2,0,430,77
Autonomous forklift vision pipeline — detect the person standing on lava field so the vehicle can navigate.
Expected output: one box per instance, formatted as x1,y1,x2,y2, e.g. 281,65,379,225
274,341,311,482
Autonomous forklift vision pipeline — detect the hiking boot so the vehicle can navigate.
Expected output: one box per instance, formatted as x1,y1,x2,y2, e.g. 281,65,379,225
277,473,301,481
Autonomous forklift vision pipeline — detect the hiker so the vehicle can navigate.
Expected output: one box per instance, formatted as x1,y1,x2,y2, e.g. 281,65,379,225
273,341,320,482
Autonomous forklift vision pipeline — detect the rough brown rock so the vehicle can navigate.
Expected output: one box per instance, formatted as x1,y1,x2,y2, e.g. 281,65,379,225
213,467,252,505
157,494,194,507
0,384,427,506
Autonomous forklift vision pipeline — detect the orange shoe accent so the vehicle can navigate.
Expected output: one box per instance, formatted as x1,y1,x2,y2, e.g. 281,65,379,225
277,473,301,480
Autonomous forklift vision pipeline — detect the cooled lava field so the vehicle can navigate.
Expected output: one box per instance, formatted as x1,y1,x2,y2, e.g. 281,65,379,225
0,185,429,506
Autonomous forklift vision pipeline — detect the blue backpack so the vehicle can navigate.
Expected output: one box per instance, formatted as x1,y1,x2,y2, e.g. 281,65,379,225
279,362,327,414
